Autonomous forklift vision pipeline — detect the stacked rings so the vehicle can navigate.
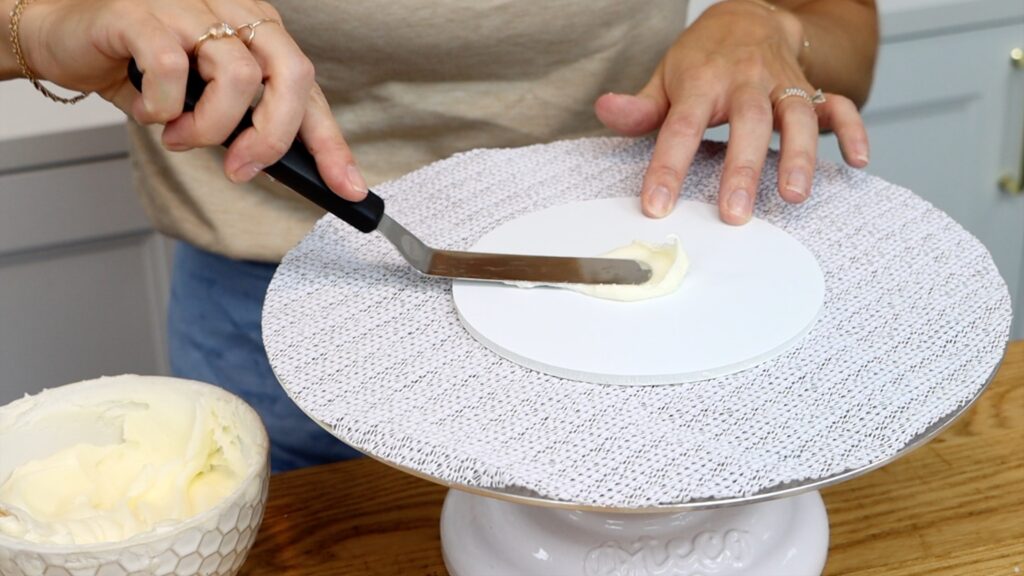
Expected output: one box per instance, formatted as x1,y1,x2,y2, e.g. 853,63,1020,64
193,22,237,56
774,87,827,109
236,18,279,46
193,18,280,56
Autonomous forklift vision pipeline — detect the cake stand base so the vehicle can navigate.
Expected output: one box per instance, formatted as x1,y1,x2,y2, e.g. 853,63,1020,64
441,489,829,576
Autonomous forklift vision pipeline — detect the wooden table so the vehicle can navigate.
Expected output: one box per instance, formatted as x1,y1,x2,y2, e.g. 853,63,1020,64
242,342,1024,576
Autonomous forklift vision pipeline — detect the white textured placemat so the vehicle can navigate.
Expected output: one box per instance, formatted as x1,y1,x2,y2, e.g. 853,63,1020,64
263,137,1012,508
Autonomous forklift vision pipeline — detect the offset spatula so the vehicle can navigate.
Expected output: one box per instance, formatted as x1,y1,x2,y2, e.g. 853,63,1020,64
127,60,651,285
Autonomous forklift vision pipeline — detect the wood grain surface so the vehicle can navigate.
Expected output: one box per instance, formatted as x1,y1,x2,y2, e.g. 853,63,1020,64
241,342,1023,575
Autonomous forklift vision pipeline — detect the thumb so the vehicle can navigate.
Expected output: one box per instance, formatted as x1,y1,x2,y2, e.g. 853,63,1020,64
594,64,669,137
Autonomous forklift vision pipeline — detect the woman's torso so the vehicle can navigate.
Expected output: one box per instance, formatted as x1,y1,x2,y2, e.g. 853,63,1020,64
129,0,689,261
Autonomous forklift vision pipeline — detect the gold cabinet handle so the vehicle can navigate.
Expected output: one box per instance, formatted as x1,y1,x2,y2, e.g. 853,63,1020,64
1000,48,1024,194
999,174,1022,194
1001,128,1023,193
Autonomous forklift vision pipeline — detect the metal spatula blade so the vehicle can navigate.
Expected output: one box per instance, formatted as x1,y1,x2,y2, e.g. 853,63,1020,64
376,215,651,284
127,60,651,286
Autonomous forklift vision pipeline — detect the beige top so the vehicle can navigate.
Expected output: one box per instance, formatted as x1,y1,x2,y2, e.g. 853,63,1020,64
128,0,689,262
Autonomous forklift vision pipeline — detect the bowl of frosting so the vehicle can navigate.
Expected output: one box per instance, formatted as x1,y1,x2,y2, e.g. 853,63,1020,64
0,375,269,576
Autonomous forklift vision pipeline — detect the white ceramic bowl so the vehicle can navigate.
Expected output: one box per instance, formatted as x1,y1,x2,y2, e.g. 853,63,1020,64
0,376,269,576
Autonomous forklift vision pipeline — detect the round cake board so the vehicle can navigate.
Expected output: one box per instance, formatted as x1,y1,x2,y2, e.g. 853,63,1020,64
453,198,825,385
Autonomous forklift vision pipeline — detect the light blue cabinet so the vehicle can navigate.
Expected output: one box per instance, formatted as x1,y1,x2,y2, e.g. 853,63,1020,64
822,14,1024,338
710,1,1024,338
0,127,172,405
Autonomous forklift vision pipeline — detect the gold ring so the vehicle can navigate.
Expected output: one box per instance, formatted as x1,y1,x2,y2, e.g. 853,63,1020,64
236,18,280,46
773,87,815,109
194,22,237,57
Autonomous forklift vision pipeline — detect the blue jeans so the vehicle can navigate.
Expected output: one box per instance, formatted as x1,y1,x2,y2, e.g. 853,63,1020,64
168,242,362,472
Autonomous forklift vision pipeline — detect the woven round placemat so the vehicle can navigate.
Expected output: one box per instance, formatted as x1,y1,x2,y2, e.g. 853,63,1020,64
263,137,1011,508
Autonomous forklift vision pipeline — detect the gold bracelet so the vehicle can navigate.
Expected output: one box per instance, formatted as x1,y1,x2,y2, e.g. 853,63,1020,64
8,0,87,104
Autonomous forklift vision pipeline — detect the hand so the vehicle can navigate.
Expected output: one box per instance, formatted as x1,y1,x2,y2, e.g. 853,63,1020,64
12,0,366,200
594,0,870,225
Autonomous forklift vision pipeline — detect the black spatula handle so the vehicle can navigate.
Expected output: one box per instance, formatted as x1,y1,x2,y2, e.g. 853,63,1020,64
127,58,384,233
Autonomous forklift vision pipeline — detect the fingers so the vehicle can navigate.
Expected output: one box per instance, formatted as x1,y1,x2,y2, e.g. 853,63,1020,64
595,93,669,137
103,13,188,123
231,31,312,183
125,1,362,195
299,86,368,201
159,15,263,159
817,94,869,168
718,85,773,225
200,2,316,183
595,64,670,137
774,92,819,203
639,93,714,218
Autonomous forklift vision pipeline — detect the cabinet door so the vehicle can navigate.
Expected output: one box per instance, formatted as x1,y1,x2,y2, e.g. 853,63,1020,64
0,151,172,405
819,23,1024,338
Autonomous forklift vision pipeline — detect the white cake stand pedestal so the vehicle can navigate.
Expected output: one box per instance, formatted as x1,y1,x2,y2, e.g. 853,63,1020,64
440,489,828,576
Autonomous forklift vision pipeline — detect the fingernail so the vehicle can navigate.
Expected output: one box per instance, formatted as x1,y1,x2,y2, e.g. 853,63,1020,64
231,162,265,183
785,169,809,199
163,135,187,152
728,188,751,217
646,185,673,218
347,164,368,195
854,144,869,165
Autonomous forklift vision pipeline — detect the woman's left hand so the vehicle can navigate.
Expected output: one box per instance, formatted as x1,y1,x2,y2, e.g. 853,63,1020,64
595,0,871,225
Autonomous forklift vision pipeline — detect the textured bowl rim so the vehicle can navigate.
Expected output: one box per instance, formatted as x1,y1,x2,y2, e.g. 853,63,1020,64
0,376,270,554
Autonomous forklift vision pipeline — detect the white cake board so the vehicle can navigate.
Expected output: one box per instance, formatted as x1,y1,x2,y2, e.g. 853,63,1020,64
453,198,825,385
441,489,828,576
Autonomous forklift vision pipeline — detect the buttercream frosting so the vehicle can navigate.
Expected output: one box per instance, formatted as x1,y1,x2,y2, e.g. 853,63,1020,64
511,235,689,301
0,375,261,546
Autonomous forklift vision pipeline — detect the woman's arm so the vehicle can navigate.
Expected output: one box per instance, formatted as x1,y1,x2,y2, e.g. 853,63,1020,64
595,0,879,225
773,0,878,106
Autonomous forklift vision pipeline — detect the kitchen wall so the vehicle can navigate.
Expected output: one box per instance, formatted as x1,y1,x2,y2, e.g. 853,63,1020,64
0,0,1021,404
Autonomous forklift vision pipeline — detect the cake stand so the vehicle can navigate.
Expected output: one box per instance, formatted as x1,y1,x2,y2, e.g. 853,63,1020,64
262,138,1012,575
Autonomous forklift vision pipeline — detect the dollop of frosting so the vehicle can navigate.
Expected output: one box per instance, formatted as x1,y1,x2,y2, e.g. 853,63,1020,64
570,234,689,301
512,235,689,301
0,375,261,546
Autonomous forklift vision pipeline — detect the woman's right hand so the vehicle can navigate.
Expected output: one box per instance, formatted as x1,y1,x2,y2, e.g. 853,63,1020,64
9,0,367,200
